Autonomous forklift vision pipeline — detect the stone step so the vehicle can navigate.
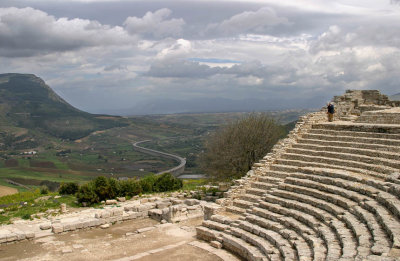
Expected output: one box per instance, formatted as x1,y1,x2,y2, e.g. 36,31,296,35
250,181,276,190
260,195,341,260
362,200,400,249
249,206,327,260
279,181,359,211
287,173,400,221
278,180,374,255
276,157,389,180
210,215,234,225
267,190,359,259
312,122,400,134
350,205,392,255
221,232,270,261
256,176,284,184
227,227,278,260
281,152,397,175
278,166,388,191
196,226,223,242
286,147,400,170
302,133,400,147
297,137,400,153
234,219,298,261
202,220,230,232
285,175,368,204
233,199,254,209
226,206,246,215
244,215,313,261
292,143,400,162
246,188,267,196
308,128,400,140
240,193,261,203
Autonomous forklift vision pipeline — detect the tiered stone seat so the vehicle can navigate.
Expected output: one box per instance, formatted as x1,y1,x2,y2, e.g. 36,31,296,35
197,91,400,260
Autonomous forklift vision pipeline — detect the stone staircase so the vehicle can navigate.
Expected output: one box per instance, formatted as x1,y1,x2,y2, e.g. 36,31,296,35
196,90,400,261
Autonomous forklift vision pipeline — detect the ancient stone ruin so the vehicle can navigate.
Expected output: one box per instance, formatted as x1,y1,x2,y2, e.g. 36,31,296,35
196,90,400,260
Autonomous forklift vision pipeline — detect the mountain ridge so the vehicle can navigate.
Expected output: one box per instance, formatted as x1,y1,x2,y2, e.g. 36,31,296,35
0,73,127,144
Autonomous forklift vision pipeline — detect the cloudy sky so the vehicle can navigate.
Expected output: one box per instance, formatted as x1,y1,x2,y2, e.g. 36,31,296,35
0,0,399,114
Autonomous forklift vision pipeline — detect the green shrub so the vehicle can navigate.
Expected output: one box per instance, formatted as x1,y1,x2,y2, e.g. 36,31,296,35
139,174,158,193
40,185,49,195
76,183,98,205
108,178,120,197
93,176,115,201
119,179,142,197
153,173,183,192
58,182,79,195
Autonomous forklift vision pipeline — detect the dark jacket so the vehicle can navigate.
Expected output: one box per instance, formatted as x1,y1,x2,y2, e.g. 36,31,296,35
327,104,335,114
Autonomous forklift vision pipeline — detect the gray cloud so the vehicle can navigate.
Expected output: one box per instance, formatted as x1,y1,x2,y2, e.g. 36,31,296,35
0,7,134,57
124,8,185,39
0,1,399,114
204,7,289,37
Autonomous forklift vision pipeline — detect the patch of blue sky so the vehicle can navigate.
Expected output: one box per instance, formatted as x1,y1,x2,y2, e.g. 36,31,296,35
188,58,242,64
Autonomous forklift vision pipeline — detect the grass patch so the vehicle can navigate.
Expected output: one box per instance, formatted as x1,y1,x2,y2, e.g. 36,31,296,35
0,190,78,224
182,179,208,191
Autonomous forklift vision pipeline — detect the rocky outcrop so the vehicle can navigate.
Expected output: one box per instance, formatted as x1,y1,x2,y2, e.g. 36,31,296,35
197,90,400,260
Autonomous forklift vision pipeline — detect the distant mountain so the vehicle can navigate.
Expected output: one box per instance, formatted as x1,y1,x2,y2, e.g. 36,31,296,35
390,93,400,101
0,73,127,141
112,96,326,116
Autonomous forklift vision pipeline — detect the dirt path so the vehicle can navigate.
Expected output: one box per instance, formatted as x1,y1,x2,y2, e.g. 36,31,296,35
0,185,18,197
0,217,238,261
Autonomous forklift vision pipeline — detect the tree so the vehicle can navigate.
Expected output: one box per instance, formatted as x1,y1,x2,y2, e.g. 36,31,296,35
200,113,285,180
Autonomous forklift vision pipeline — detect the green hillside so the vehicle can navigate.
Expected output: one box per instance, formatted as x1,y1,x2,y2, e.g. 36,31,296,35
0,73,127,141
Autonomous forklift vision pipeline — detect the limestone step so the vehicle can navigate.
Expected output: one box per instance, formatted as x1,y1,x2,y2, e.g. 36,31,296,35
221,232,270,261
276,166,388,191
202,220,230,232
240,193,262,203
268,190,358,259
196,226,222,242
284,175,368,204
234,219,298,261
312,122,400,134
291,143,400,162
362,200,400,249
227,226,278,260
260,195,341,260
279,181,359,211
250,181,277,191
282,152,397,175
244,215,313,261
256,176,284,184
308,128,400,140
297,137,400,153
351,205,391,255
259,171,290,179
277,180,374,255
246,188,267,197
287,173,400,222
301,133,400,147
271,159,387,180
233,199,254,209
226,206,246,215
250,208,326,260
286,147,400,170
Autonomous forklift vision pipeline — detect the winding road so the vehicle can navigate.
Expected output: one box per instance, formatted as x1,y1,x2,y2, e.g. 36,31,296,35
132,140,186,177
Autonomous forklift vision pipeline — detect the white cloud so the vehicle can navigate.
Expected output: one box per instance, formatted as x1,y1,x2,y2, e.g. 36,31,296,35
124,8,185,39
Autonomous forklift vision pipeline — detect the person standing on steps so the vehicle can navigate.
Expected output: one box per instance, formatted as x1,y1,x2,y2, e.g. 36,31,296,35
327,102,335,122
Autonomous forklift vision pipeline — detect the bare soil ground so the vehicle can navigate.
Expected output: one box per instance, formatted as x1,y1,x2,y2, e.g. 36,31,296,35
0,185,18,197
0,217,230,261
